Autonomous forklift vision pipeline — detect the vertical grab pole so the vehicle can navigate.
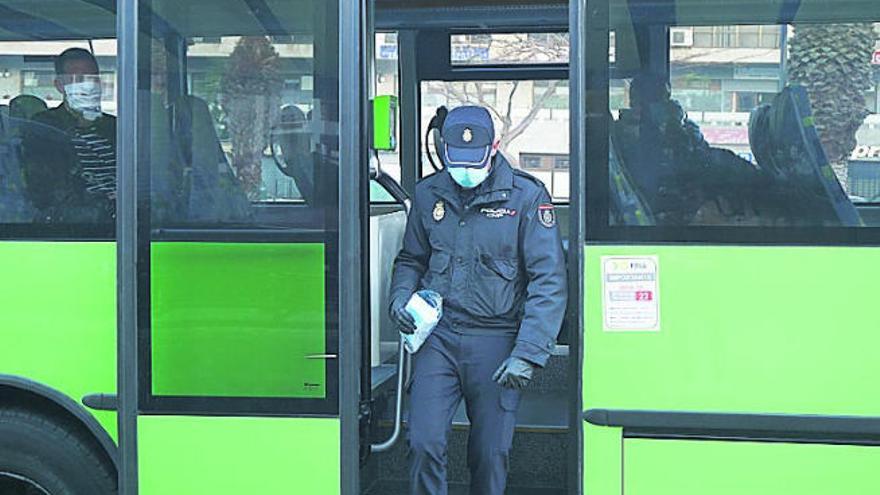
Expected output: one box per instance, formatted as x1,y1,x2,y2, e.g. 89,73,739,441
368,172,411,454
116,0,139,493
371,337,409,453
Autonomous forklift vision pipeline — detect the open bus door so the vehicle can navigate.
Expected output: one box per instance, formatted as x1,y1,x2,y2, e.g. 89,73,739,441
116,0,367,492
361,2,581,493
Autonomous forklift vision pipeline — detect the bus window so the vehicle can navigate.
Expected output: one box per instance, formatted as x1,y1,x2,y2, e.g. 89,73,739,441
145,24,341,228
450,32,570,66
0,10,117,237
140,0,340,410
421,79,570,201
600,4,879,229
372,31,401,203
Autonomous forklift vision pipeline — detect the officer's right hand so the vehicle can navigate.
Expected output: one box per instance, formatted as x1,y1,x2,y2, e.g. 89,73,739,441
390,296,416,334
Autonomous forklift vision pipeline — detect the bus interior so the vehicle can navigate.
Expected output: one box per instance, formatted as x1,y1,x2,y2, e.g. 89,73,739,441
1,0,879,493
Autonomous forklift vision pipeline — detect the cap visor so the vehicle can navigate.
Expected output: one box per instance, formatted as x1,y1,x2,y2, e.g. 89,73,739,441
444,144,491,168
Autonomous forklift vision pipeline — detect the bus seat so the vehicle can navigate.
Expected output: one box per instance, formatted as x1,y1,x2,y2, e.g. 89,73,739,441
0,109,37,223
748,85,862,226
9,95,48,122
149,93,184,225
270,104,316,205
608,113,655,226
171,95,251,223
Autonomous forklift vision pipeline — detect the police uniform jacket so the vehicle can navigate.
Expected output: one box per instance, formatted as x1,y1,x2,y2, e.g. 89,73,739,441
390,155,567,367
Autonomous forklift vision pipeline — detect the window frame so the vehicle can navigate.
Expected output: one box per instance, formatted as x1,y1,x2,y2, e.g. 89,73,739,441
415,28,571,203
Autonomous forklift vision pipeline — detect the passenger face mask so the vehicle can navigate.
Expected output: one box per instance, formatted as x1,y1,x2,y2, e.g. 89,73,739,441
64,79,102,121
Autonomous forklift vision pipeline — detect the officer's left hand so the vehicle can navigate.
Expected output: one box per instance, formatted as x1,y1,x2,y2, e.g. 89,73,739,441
492,357,535,390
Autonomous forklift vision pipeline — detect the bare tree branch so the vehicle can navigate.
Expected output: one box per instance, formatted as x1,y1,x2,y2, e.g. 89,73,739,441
423,33,571,157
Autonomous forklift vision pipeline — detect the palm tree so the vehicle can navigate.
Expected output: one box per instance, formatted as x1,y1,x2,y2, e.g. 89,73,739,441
788,23,876,191
221,37,283,199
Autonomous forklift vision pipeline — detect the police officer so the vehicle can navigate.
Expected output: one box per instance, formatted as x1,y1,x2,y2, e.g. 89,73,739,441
389,106,567,495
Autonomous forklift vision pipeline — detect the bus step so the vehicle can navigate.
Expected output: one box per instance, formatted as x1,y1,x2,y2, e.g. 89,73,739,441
363,479,567,495
371,418,568,491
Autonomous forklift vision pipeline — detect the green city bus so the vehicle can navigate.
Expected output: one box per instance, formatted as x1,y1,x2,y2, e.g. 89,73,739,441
1,0,879,493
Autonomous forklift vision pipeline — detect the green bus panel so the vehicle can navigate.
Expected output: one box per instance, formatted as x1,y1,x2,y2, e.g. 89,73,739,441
0,242,116,438
138,415,340,494
624,439,880,494
584,245,880,416
151,242,326,398
584,424,622,495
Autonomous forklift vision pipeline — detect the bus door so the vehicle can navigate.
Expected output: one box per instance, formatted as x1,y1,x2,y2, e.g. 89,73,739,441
359,17,579,493
118,0,363,492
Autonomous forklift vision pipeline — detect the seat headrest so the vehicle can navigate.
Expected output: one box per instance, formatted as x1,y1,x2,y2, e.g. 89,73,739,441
9,95,48,120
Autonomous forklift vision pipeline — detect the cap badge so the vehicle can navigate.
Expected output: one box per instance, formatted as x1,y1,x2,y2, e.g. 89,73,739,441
433,200,446,222
462,128,473,143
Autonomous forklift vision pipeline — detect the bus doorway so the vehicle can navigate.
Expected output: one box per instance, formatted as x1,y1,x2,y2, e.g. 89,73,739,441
360,2,578,494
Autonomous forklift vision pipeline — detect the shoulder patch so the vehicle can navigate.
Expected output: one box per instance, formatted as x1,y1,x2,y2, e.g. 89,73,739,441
538,203,556,228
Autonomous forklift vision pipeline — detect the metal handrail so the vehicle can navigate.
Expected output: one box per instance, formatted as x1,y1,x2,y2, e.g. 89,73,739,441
369,166,411,453
371,336,409,453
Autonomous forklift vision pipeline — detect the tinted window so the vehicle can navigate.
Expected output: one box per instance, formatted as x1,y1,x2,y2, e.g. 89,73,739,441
0,3,116,238
372,31,400,203
598,2,880,230
140,0,340,413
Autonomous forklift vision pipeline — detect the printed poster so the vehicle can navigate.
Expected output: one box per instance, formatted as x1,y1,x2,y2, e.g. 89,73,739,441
601,256,660,331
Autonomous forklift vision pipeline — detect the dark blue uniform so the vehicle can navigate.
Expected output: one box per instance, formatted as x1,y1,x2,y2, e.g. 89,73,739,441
390,155,567,495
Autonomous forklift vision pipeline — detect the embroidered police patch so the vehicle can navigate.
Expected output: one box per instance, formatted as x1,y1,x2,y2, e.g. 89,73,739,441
433,200,446,222
480,207,516,219
538,204,555,228
463,128,473,143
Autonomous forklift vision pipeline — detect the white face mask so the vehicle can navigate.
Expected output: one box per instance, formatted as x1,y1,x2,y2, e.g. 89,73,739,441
64,80,102,121
448,165,490,189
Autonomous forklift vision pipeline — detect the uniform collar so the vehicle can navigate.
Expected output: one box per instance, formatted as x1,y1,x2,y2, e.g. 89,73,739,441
470,155,513,207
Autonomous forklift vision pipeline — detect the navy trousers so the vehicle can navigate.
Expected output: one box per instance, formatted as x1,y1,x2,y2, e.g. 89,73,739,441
407,322,522,495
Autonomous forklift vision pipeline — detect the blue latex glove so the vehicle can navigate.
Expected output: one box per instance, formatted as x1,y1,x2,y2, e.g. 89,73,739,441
492,357,535,390
389,296,416,334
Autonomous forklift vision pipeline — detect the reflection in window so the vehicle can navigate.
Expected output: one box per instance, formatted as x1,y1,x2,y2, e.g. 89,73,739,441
608,17,879,227
143,6,340,230
450,32,569,65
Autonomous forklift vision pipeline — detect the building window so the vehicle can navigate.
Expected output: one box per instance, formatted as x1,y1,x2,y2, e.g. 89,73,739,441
691,25,780,49
533,80,569,110
521,154,544,170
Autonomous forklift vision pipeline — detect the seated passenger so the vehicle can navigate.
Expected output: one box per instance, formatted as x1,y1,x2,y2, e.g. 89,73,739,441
614,74,772,226
22,48,116,223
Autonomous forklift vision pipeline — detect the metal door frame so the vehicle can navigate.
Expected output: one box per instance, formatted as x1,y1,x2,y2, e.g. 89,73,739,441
116,0,367,492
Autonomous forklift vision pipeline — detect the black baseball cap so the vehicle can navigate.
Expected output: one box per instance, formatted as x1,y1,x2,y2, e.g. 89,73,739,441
441,106,495,168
